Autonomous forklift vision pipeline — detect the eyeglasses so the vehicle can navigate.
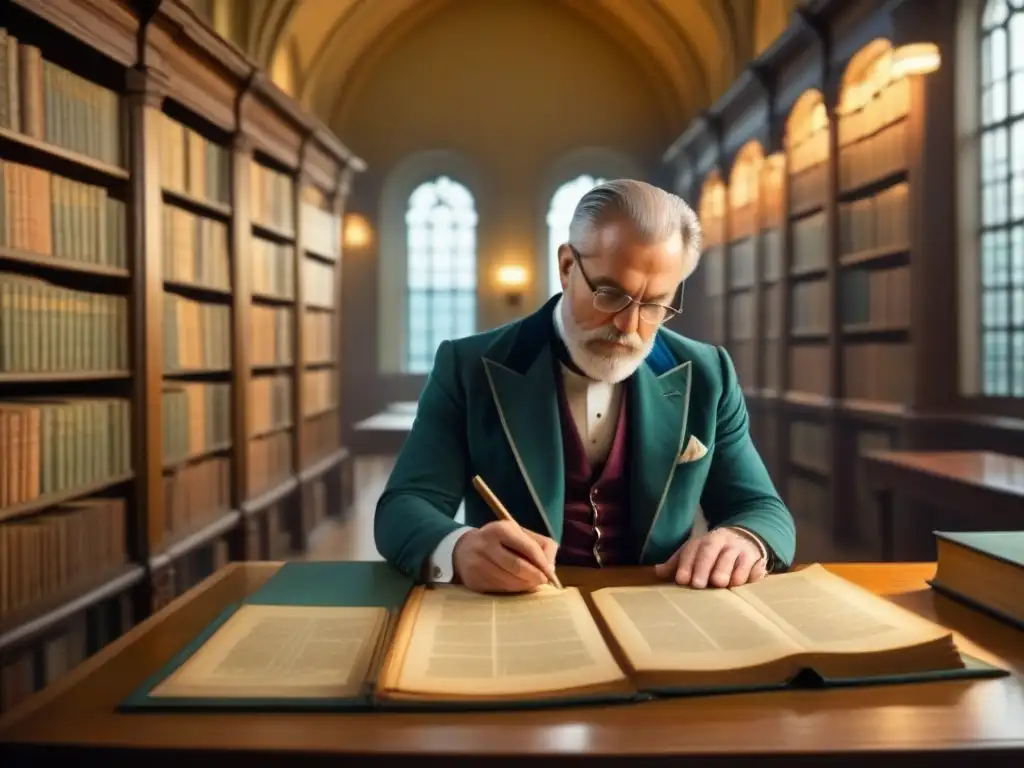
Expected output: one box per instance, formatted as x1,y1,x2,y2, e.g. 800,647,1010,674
568,245,682,325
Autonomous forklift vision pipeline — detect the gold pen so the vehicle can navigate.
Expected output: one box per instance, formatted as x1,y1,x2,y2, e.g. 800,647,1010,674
471,474,564,590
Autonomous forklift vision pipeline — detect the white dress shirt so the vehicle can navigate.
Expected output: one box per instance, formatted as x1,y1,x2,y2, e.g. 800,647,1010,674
425,298,765,582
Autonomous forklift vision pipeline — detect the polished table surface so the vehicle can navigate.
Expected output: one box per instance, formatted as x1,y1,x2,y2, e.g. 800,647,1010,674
861,450,1024,560
1,562,1023,766
861,450,1024,499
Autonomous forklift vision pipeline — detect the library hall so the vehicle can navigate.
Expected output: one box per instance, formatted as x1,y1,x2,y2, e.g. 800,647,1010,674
1,0,1024,764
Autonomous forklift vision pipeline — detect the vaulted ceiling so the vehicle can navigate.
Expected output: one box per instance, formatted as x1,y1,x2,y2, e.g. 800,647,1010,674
195,0,799,133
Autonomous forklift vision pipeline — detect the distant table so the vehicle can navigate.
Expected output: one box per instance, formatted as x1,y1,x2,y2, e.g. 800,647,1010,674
861,450,1024,561
351,402,417,454
1,562,1023,766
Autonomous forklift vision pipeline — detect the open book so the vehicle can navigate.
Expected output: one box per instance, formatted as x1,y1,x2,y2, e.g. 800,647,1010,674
130,563,999,710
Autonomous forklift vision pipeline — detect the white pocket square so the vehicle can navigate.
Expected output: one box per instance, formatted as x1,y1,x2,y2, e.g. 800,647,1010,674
677,435,708,463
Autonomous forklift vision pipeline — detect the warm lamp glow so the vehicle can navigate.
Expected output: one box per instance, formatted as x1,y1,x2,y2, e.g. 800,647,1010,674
496,264,528,288
342,214,372,248
496,263,528,308
891,43,941,77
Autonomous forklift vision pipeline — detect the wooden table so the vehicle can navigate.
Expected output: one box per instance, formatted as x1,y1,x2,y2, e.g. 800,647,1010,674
861,450,1024,561
1,562,1023,767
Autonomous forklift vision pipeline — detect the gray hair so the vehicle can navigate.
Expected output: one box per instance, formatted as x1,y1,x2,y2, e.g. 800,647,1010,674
567,179,702,266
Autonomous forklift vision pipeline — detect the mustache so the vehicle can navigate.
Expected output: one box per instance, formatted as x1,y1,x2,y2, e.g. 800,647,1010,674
581,325,646,351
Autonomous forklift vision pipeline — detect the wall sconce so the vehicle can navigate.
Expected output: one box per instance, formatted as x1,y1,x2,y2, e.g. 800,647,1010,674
495,264,528,307
891,42,941,78
343,213,373,249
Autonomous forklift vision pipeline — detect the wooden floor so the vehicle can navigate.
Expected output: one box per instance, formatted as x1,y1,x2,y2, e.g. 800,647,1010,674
306,455,873,564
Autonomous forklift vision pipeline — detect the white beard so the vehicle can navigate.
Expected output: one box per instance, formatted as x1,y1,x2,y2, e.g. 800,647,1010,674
559,296,655,383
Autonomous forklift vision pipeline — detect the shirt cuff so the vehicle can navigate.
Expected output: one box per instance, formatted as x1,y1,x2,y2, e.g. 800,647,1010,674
426,526,473,583
723,525,769,563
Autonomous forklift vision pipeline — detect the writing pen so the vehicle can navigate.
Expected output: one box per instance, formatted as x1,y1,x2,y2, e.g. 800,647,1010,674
471,474,564,590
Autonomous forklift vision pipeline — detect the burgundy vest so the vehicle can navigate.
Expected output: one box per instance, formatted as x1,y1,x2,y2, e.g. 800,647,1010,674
554,368,632,567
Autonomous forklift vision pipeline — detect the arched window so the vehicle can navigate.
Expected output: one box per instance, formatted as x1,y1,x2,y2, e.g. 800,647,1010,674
546,174,606,296
404,175,477,373
980,0,1024,396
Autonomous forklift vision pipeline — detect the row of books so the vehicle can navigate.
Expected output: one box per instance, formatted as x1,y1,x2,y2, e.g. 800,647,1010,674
304,409,339,465
0,274,129,374
703,245,725,297
789,160,827,217
252,238,295,300
160,112,231,206
729,202,758,243
1,31,122,167
840,265,911,330
304,311,335,365
163,455,230,543
791,278,829,335
0,398,131,508
792,210,828,274
728,291,755,341
762,228,783,282
729,237,756,289
762,283,781,338
300,202,340,260
763,338,780,390
837,74,910,150
162,382,232,464
1,160,128,267
162,204,231,290
249,374,292,438
247,430,292,498
839,182,910,256
163,294,231,373
251,162,294,234
302,258,336,309
0,497,127,619
839,117,908,194
251,305,293,367
303,369,336,417
843,342,913,402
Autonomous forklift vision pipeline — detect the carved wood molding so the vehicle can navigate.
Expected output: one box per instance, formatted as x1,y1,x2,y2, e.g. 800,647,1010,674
12,0,139,67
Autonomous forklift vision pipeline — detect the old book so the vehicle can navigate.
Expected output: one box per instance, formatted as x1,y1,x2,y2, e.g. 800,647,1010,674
123,562,1005,712
929,530,1024,631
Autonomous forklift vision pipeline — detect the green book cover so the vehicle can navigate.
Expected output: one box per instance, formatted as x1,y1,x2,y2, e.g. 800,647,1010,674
929,530,1024,631
933,530,1024,568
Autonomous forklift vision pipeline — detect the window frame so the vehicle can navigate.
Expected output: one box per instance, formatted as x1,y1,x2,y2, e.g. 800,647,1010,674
403,175,478,374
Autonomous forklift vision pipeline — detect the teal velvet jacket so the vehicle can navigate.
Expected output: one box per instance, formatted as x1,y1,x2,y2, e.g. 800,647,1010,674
374,296,796,581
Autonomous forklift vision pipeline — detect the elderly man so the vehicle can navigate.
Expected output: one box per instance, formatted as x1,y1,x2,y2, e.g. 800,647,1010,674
374,179,795,593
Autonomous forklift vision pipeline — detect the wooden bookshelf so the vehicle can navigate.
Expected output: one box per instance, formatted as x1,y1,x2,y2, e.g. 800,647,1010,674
726,140,761,394
663,0,961,566
0,0,363,715
699,171,726,346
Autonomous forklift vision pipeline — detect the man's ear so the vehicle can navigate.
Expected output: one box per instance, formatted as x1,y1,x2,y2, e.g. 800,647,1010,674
557,244,574,288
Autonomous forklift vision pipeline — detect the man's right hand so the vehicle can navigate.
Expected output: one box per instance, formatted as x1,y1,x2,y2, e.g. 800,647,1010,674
452,521,558,593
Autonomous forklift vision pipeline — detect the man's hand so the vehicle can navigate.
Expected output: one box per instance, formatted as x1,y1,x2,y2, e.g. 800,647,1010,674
452,521,559,593
654,528,766,588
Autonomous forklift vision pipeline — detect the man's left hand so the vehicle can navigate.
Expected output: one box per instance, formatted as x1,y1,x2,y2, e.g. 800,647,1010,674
654,528,766,588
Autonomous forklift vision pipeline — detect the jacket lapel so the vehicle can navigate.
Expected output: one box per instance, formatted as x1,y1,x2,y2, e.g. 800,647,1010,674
482,338,564,542
629,356,692,562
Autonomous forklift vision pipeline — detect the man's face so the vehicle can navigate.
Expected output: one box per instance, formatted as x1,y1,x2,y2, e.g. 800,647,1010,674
557,218,692,382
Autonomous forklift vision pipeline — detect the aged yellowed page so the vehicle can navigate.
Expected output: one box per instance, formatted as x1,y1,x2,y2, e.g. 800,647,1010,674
393,585,626,696
732,564,952,653
150,604,387,698
590,584,803,672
